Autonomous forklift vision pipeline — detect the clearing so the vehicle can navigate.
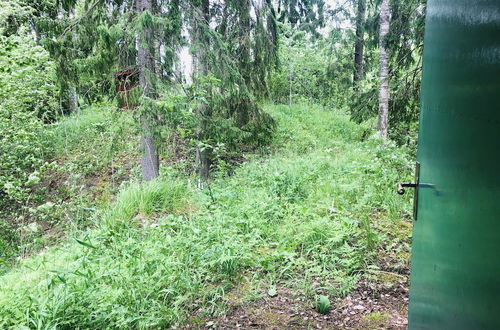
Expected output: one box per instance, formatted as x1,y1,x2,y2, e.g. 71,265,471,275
0,104,414,329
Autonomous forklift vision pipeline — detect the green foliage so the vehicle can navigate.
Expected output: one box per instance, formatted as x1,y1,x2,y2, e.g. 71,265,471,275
0,33,58,121
0,108,46,205
0,104,413,328
0,0,33,36
350,0,426,143
0,26,59,239
269,0,425,145
0,32,57,207
155,77,276,172
50,104,136,173
270,27,333,104
315,295,331,314
269,25,354,110
0,102,139,272
191,74,276,149
0,30,59,269
276,0,327,37
104,175,190,227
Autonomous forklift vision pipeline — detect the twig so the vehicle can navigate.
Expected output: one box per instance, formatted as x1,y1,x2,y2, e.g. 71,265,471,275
366,268,408,279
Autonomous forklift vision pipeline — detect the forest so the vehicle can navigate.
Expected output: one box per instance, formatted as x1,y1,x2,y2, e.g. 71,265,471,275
0,0,425,328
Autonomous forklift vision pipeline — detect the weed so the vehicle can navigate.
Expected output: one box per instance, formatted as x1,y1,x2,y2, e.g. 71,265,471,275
315,295,331,314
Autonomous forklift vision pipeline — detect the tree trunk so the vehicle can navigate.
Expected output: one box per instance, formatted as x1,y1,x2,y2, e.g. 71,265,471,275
353,0,366,84
239,0,251,85
193,0,211,186
136,0,159,181
33,21,41,44
378,0,390,139
68,85,79,113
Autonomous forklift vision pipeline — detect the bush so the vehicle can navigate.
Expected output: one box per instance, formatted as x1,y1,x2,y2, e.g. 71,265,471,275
0,107,46,204
0,32,59,261
0,33,58,122
0,32,58,203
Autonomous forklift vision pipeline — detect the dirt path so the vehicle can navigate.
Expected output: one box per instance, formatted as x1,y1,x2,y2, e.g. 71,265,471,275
186,274,408,329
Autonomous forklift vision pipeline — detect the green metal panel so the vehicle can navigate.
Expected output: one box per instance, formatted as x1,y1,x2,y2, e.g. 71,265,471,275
409,0,500,329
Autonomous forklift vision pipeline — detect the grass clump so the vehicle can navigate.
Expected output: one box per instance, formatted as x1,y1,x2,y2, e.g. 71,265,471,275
315,295,331,314
105,175,191,224
0,104,413,328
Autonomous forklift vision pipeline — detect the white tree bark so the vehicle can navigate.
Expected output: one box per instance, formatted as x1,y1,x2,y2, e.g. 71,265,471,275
378,0,390,139
68,85,79,114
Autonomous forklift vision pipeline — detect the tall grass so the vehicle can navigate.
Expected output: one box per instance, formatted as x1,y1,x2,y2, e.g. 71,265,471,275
0,104,413,328
45,104,137,176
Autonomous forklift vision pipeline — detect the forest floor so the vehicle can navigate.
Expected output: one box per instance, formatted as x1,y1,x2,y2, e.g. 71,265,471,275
0,104,414,329
188,104,413,329
208,276,409,329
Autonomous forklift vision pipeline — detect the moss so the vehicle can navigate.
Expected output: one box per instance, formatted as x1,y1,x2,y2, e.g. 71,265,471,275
362,312,391,329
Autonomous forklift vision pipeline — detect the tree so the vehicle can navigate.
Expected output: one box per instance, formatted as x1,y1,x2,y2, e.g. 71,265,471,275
191,0,211,184
353,0,366,84
186,0,277,184
386,0,425,142
276,0,326,37
8,0,275,183
378,0,390,139
346,0,425,142
136,0,160,181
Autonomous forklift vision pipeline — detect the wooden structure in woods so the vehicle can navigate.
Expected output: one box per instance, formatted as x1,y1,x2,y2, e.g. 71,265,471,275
115,68,139,109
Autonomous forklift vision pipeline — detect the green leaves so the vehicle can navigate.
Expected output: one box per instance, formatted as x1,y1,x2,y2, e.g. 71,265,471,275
137,10,155,31
0,34,58,121
0,0,33,35
75,239,97,250
315,295,331,314
0,32,58,232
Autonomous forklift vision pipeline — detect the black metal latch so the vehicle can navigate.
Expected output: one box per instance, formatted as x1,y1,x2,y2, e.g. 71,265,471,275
397,161,420,220
397,182,418,195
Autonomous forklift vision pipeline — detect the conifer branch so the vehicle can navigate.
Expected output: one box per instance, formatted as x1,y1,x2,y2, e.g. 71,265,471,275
60,0,102,39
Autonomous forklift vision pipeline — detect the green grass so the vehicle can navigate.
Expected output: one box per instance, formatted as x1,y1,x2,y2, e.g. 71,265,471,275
47,104,138,177
0,104,139,272
0,104,414,328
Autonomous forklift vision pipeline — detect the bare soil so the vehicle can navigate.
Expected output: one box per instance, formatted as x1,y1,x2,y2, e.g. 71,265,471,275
185,272,408,330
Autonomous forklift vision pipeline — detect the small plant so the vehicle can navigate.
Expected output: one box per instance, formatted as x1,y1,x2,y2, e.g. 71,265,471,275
315,295,331,315
267,286,277,297
363,312,390,328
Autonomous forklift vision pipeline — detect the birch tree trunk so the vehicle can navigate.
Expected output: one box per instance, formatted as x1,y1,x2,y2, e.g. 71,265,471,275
378,0,390,139
68,85,79,114
353,0,366,84
136,0,159,181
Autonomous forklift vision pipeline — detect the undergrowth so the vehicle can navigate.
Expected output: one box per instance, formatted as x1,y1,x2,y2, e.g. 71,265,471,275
0,104,413,328
0,104,137,273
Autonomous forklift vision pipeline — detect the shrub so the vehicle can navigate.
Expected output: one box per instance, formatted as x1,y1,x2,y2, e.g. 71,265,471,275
0,32,59,261
0,31,58,203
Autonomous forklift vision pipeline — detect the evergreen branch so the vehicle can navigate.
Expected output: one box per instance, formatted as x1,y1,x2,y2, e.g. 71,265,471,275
60,0,103,39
